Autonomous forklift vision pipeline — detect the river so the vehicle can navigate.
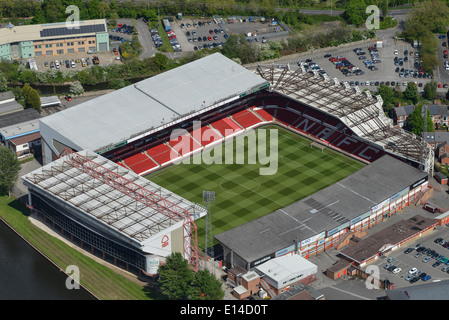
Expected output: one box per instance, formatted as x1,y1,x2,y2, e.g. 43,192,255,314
0,221,95,300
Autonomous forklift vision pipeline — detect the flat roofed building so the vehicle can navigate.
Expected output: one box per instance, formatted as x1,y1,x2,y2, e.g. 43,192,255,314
255,254,317,293
39,53,269,164
0,19,108,60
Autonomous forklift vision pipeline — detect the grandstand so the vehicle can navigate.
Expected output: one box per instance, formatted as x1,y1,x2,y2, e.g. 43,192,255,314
255,66,434,174
22,149,207,274
29,53,435,274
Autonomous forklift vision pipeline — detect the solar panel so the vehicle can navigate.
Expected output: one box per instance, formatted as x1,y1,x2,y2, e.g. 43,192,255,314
40,24,105,37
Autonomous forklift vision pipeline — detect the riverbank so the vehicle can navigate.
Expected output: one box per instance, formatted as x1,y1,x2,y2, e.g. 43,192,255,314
0,196,160,300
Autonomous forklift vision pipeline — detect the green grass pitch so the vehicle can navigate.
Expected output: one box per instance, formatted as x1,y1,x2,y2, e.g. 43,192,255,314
145,125,365,249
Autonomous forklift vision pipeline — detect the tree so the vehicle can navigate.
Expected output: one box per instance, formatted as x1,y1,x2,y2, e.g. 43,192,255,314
403,82,418,104
21,83,41,113
154,53,168,71
0,147,21,197
69,81,84,96
189,269,225,300
423,81,437,100
408,104,423,135
425,109,434,132
380,0,388,20
377,84,395,114
157,252,224,300
343,0,367,27
158,252,194,300
0,71,7,92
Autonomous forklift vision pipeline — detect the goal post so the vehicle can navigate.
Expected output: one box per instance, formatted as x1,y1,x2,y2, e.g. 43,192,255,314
310,141,326,152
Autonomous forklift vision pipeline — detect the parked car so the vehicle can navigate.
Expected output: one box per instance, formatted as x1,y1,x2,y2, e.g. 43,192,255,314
409,267,418,274
422,275,431,281
392,268,401,274
423,257,431,263
404,248,413,254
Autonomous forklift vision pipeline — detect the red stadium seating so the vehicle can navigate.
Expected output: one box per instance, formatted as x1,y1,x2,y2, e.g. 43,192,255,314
123,152,159,174
210,117,242,137
251,106,274,122
191,125,223,147
232,109,263,128
110,93,387,173
146,143,175,166
168,133,202,156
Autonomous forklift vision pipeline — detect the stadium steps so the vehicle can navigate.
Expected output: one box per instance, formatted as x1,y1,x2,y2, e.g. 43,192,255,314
142,151,160,167
227,116,244,130
231,109,264,129
248,107,267,122
188,131,204,150
259,277,277,299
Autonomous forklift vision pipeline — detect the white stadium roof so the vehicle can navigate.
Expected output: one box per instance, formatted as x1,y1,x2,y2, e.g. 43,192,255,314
22,149,207,249
40,53,269,153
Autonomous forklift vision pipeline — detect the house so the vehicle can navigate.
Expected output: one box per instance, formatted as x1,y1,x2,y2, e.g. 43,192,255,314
423,105,449,129
392,105,414,128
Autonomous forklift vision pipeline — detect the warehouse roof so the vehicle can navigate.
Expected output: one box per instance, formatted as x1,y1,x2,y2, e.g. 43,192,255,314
215,155,428,264
386,279,449,300
40,53,269,152
0,109,40,129
22,150,207,248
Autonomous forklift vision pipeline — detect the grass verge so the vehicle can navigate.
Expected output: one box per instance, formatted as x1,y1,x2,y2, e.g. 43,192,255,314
0,196,161,300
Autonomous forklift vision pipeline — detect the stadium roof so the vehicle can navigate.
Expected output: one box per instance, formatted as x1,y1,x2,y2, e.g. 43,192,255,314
215,155,428,265
255,66,434,173
40,53,269,153
22,149,207,249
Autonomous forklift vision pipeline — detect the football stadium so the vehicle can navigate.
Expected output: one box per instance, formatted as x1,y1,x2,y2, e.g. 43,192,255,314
24,53,434,276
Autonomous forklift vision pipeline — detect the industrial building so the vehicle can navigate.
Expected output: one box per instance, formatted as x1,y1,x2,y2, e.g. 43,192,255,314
0,108,41,158
0,19,109,60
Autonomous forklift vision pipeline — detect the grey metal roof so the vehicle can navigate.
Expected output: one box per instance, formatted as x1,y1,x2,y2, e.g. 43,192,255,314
40,96,61,107
0,109,40,129
215,155,428,264
0,101,23,116
387,279,449,300
0,91,15,102
40,53,269,152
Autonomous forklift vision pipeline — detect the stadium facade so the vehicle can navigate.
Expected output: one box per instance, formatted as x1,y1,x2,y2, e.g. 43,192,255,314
30,53,434,274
